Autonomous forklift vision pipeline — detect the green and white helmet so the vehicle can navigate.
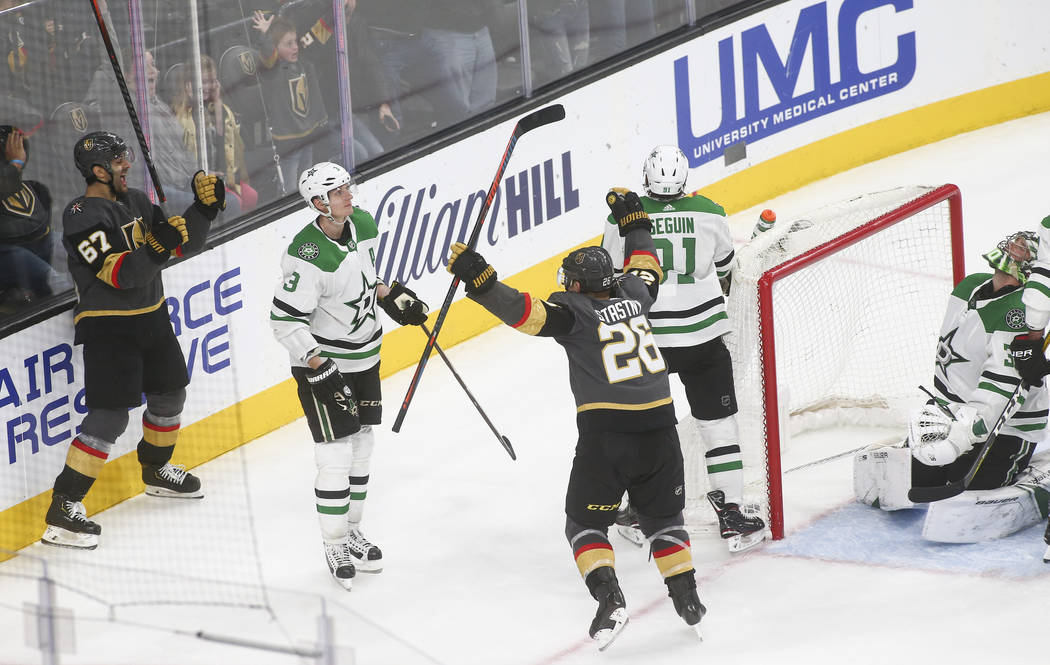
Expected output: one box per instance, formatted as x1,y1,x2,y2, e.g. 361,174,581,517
983,231,1038,283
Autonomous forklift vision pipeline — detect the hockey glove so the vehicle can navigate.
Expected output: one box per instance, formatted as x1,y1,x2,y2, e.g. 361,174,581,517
306,358,359,418
143,216,188,260
448,242,496,294
606,189,652,237
909,403,986,466
191,170,226,211
1010,331,1050,387
379,281,430,326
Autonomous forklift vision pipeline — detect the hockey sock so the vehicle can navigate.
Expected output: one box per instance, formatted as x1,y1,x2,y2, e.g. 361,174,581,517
137,412,180,466
697,415,744,505
639,513,694,579
54,436,110,501
315,440,352,542
347,426,374,524
566,517,615,579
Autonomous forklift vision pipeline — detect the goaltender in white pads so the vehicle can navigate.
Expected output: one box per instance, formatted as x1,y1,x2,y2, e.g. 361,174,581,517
854,231,1050,543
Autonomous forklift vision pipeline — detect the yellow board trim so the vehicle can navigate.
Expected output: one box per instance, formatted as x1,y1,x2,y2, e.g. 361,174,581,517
4,73,1050,557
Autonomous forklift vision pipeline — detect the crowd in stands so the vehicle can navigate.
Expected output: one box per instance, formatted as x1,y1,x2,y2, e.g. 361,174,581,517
0,0,746,320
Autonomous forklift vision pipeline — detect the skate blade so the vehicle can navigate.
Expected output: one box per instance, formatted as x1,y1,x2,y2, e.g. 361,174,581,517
1043,544,1049,563
594,610,629,651
352,560,383,574
41,527,98,550
692,624,703,642
727,530,765,553
145,486,204,499
615,524,646,548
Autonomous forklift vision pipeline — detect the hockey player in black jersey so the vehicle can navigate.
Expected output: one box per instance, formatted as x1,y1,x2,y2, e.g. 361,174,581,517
448,189,705,649
41,131,226,550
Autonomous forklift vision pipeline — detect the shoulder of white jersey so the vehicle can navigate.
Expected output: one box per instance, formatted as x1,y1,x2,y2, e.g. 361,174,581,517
349,207,379,242
950,272,992,301
285,221,346,273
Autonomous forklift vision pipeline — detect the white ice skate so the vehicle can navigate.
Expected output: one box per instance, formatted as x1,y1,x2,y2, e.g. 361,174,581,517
323,542,355,590
347,527,383,573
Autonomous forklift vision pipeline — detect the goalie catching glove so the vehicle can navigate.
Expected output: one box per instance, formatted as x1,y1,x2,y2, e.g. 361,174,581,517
909,400,988,466
379,281,429,326
144,215,188,261
191,170,226,211
606,188,652,237
306,358,360,422
447,242,496,294
1010,331,1050,387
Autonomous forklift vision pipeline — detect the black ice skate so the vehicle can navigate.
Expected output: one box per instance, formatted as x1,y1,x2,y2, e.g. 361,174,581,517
614,502,645,548
585,567,628,651
142,463,204,498
323,542,356,590
665,571,706,640
706,490,766,552
346,527,383,573
41,494,101,550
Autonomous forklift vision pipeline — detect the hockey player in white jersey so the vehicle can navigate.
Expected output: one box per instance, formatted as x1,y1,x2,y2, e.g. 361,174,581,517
856,230,1050,543
1008,215,1050,561
270,162,429,589
601,145,764,552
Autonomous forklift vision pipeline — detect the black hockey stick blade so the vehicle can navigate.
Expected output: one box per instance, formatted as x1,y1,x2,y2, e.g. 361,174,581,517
518,104,565,134
907,478,967,503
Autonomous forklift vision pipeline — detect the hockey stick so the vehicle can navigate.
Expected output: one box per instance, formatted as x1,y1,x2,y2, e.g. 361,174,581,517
908,382,1027,503
392,103,566,433
88,0,166,202
423,325,516,460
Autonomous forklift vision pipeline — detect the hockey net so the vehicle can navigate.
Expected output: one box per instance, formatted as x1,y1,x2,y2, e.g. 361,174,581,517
681,185,964,540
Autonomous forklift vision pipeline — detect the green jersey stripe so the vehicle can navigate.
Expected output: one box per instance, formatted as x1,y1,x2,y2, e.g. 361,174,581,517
652,311,729,335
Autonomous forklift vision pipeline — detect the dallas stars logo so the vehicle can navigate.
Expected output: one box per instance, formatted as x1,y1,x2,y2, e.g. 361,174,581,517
297,242,320,260
935,328,967,373
344,276,378,333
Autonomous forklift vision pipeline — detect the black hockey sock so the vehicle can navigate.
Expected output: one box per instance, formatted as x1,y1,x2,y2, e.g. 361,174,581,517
53,465,96,503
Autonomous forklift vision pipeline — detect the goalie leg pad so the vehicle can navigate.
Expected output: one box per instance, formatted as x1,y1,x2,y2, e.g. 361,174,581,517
922,451,1050,543
853,441,915,511
315,438,353,542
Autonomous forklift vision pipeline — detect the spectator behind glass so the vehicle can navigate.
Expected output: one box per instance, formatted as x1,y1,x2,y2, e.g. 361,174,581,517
0,124,57,315
588,0,655,64
420,1,499,129
172,55,258,212
251,12,328,187
84,50,240,221
529,0,590,87
278,0,401,165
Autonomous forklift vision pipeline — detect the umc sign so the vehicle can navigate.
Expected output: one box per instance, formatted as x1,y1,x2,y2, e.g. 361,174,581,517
675,0,916,166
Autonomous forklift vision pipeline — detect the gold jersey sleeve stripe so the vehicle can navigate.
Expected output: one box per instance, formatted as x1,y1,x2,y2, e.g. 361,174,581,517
625,250,663,282
95,251,130,288
511,294,549,336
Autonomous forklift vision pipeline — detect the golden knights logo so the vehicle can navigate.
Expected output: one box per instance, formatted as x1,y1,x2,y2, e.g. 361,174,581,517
238,50,257,76
289,73,309,118
3,185,35,217
120,218,145,249
82,138,94,151
69,106,89,133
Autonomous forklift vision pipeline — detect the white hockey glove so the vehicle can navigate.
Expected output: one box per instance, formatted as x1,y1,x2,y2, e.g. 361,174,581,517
909,402,987,466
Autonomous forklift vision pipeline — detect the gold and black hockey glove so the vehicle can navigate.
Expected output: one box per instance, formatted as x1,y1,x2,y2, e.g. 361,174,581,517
448,242,496,294
191,170,226,210
143,215,187,260
379,281,430,326
606,188,652,237
306,358,360,422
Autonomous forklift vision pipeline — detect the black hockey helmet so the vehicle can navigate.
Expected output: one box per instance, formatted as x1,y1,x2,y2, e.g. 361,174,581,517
73,131,133,181
559,246,615,293
0,125,29,164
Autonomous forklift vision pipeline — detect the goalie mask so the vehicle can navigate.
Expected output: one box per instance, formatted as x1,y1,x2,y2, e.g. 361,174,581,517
558,246,614,293
983,231,1037,284
642,145,689,199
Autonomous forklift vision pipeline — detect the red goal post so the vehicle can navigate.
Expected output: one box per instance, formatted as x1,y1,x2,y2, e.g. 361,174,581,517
682,185,965,540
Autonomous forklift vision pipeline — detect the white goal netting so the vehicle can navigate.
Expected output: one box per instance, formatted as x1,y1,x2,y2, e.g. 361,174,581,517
681,185,963,538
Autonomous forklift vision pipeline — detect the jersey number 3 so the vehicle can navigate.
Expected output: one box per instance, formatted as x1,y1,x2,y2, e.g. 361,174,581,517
598,315,665,383
77,230,112,264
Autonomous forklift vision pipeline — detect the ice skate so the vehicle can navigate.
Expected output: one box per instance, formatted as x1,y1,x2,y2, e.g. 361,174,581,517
614,503,645,548
1043,517,1049,563
346,526,383,573
142,463,204,498
706,490,766,552
323,542,356,590
586,567,628,651
41,494,101,550
666,571,705,640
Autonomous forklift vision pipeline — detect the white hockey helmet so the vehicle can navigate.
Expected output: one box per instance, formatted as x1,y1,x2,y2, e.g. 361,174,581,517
299,161,353,212
642,145,689,199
